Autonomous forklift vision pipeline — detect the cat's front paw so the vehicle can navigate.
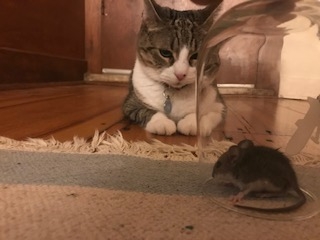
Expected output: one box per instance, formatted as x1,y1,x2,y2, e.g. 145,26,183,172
199,112,223,137
146,112,176,135
177,113,197,135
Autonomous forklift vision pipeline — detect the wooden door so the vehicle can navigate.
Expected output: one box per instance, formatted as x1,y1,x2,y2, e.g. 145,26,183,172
0,0,87,84
101,0,144,70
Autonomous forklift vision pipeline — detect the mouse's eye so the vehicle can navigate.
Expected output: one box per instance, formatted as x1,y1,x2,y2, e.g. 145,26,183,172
215,161,222,168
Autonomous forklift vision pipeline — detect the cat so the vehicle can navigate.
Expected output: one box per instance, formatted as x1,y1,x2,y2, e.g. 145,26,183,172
122,0,225,136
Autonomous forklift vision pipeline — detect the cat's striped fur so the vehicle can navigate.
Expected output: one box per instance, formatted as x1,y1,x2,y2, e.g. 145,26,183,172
123,0,225,136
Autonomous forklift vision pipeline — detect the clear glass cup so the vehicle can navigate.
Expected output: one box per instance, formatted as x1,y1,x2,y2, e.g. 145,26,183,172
197,0,320,159
197,0,320,220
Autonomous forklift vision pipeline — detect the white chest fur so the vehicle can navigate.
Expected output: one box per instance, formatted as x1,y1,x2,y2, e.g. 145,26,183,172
166,84,196,121
133,59,196,122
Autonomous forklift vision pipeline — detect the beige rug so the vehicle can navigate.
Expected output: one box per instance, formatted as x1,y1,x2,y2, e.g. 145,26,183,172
0,132,320,240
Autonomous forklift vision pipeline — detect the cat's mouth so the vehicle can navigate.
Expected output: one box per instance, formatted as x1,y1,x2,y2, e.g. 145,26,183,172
171,84,185,89
168,82,190,89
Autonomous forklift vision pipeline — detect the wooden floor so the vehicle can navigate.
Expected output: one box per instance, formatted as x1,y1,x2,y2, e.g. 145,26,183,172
0,83,318,155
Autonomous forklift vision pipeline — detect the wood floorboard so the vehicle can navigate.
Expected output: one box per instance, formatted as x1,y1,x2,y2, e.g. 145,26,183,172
0,83,318,156
225,97,306,135
45,107,124,141
0,84,127,140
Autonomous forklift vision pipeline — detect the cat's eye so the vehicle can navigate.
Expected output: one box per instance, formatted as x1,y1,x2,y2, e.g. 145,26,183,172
190,53,198,60
159,49,173,58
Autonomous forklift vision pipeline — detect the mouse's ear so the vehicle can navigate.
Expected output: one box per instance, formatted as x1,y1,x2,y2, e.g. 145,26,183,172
238,139,254,149
228,146,240,165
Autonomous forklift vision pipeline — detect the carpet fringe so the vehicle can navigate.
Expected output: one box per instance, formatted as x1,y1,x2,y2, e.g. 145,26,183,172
0,131,232,162
0,131,319,165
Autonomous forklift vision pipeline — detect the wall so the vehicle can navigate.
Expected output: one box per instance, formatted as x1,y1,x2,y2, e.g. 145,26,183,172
280,16,320,99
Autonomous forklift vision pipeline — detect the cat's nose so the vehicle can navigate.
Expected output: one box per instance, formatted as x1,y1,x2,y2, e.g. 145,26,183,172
175,73,186,81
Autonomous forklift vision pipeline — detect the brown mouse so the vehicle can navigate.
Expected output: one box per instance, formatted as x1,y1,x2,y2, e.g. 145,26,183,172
212,139,306,212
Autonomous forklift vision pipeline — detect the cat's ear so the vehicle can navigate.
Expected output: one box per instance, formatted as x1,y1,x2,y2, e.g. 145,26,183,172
196,1,223,26
143,0,163,22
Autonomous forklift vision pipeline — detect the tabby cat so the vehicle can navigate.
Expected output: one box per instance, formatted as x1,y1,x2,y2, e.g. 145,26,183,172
122,0,225,136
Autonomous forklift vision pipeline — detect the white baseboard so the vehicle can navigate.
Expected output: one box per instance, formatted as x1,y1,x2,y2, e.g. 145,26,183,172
85,73,274,96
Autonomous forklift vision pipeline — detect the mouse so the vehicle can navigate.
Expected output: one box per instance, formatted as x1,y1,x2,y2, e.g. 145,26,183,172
212,139,306,212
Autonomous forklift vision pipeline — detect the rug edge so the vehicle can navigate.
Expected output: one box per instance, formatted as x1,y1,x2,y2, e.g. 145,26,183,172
0,131,319,165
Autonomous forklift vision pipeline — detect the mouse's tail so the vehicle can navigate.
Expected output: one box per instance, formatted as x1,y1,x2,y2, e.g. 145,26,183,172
234,188,306,213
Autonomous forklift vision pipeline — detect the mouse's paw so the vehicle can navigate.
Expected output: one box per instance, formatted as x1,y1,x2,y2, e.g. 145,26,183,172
230,192,245,204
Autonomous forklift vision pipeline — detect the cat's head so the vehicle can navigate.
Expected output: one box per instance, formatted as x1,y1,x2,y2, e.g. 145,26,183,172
136,0,220,89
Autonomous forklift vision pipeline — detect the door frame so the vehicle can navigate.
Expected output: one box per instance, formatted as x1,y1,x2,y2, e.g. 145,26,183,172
85,0,103,74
